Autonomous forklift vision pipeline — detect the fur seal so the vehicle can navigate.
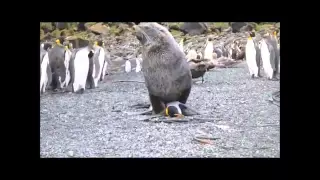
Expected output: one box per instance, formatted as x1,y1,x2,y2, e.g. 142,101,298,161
68,46,95,93
48,38,68,90
133,22,192,114
245,32,261,78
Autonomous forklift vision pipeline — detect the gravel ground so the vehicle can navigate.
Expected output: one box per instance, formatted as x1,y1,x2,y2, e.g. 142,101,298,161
40,62,280,158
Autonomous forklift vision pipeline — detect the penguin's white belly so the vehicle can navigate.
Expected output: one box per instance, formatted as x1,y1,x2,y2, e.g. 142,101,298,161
204,43,213,60
61,49,72,88
93,48,105,87
125,61,131,73
40,52,49,93
135,58,141,72
245,40,258,77
260,40,273,79
73,49,90,92
186,50,197,61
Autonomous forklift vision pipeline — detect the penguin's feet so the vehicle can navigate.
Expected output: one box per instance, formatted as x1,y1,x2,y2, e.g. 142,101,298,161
174,114,185,119
270,77,279,81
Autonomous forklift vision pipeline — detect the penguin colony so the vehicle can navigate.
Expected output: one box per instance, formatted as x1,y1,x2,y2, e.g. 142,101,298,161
40,22,280,117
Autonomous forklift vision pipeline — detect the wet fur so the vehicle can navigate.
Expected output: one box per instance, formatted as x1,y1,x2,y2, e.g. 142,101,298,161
134,23,192,114
48,45,67,90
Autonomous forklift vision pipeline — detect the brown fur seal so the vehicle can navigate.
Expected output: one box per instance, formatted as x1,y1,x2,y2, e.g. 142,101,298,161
133,22,192,114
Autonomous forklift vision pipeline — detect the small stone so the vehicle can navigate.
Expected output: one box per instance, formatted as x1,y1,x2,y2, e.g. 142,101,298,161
67,151,74,157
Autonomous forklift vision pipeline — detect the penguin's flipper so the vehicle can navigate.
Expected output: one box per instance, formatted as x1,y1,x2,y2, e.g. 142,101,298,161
46,63,52,87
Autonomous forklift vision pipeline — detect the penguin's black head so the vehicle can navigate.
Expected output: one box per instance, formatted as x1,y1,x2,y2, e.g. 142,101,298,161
249,32,255,37
165,106,184,118
208,37,213,41
88,50,94,59
43,43,52,51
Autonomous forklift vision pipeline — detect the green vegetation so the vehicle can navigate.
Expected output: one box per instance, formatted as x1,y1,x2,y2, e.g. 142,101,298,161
212,22,229,29
255,23,274,32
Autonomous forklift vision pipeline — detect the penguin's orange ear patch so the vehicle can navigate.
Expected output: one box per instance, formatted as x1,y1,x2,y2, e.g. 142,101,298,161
56,39,60,44
273,31,277,36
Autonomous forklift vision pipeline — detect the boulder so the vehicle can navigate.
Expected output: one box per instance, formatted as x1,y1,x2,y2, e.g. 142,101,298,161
88,23,109,35
55,22,68,30
66,36,90,49
180,23,208,35
230,22,247,33
77,22,87,31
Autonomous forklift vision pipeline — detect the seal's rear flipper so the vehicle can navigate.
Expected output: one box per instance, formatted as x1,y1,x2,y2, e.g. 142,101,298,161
130,103,151,109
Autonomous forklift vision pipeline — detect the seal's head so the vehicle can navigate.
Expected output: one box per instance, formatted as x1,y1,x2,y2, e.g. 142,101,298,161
133,22,170,47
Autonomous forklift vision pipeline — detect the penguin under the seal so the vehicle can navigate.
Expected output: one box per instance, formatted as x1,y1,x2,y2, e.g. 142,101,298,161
165,101,201,118
68,46,95,93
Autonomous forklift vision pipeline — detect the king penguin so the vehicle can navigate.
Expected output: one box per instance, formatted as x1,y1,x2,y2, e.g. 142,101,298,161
260,33,276,80
68,45,95,93
165,101,201,118
125,59,132,73
186,49,197,62
40,47,52,94
203,36,214,60
60,43,72,88
135,54,142,73
245,32,261,78
179,37,186,52
91,40,106,88
100,43,111,81
269,30,280,79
